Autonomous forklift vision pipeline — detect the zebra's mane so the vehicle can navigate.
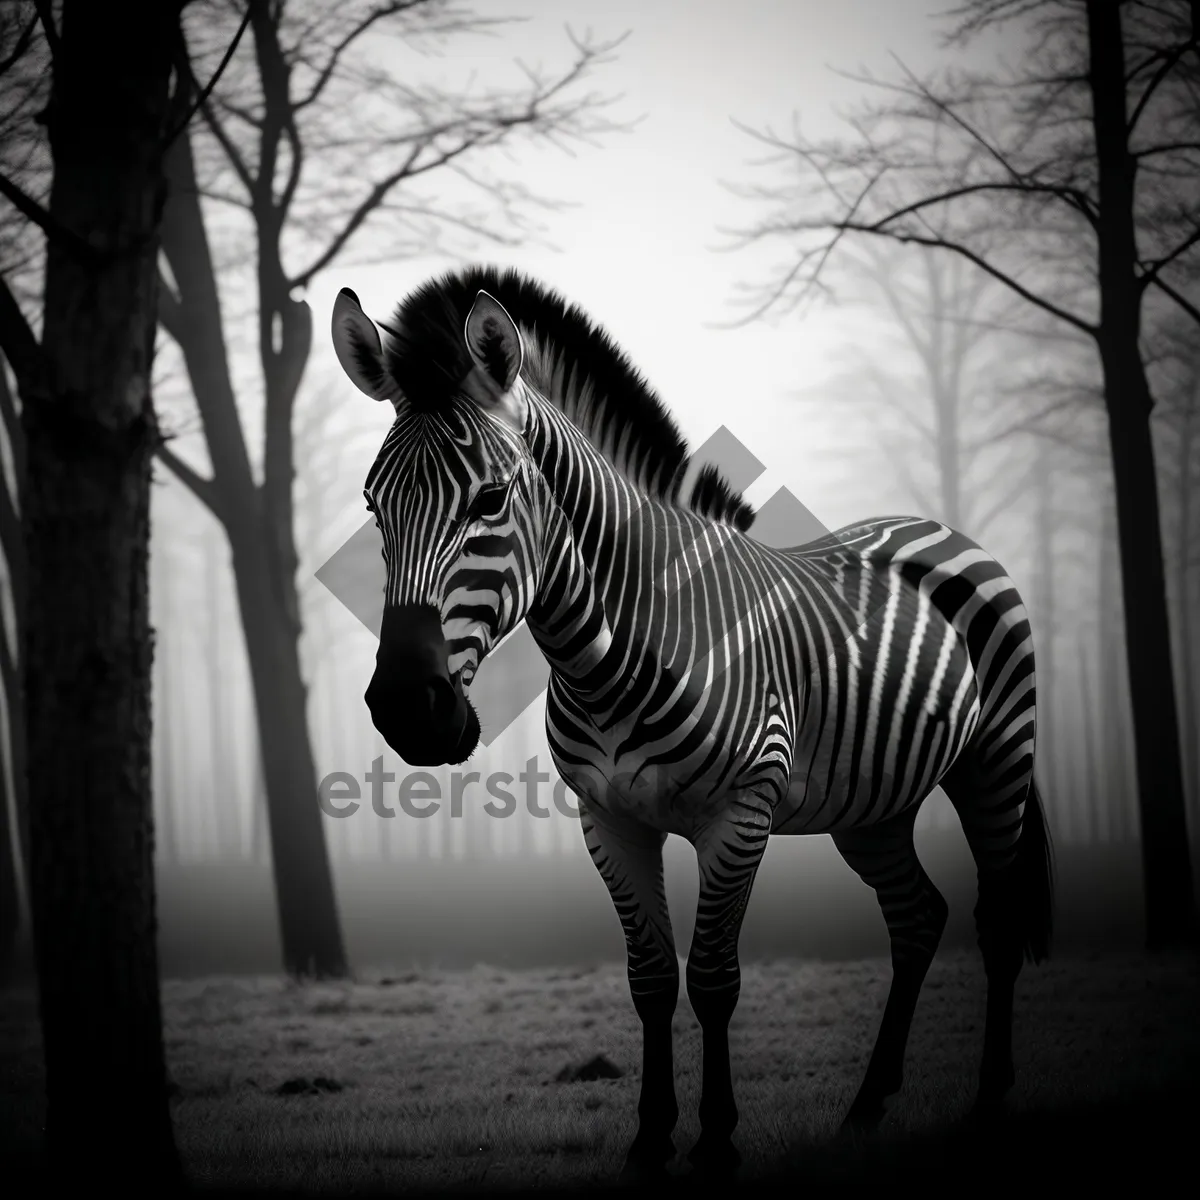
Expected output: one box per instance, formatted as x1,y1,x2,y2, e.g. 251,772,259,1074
378,265,755,531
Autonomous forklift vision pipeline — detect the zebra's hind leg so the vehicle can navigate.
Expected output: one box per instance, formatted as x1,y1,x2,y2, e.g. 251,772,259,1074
942,761,1052,1118
832,806,949,1130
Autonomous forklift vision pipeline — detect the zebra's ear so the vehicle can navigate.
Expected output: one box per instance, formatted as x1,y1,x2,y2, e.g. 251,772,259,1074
464,290,523,394
332,288,400,404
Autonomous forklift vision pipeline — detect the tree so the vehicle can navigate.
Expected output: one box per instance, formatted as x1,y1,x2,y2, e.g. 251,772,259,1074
0,5,36,977
819,241,1038,535
150,0,627,976
0,0,190,1182
1151,313,1200,815
726,0,1200,948
0,357,25,972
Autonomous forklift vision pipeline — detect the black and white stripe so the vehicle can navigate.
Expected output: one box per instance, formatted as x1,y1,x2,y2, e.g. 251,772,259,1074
343,266,1054,1174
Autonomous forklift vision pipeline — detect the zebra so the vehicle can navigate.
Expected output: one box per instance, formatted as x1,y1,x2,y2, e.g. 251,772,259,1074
330,266,1054,1180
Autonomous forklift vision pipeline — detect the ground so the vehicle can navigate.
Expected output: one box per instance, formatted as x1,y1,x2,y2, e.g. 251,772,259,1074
2,950,1199,1193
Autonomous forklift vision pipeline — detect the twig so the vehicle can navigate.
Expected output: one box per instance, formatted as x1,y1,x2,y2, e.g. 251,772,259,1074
161,5,253,152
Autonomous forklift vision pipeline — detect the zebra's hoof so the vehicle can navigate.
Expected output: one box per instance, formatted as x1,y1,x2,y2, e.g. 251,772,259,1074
685,1135,741,1176
839,1098,886,1134
968,1091,1008,1125
618,1135,676,1186
617,1159,671,1187
970,1064,1014,1123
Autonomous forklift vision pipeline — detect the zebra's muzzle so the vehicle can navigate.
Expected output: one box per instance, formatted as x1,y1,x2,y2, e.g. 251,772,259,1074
366,604,481,765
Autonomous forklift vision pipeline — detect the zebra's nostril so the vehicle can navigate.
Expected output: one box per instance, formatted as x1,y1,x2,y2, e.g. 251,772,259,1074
427,679,458,726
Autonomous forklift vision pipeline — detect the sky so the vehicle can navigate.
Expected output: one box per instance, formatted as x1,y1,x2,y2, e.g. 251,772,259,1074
304,0,965,552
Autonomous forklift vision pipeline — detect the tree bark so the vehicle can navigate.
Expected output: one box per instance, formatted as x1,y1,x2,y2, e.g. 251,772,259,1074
159,128,346,976
20,0,181,1181
0,359,27,970
1032,440,1063,841
1078,639,1101,843
204,524,239,856
229,531,344,971
150,537,178,864
250,740,269,866
1098,494,1130,841
1173,397,1197,816
0,654,20,972
1088,0,1196,947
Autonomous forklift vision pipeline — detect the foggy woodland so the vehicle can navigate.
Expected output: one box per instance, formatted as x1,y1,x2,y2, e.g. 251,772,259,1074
0,0,1197,1010
0,0,1198,1191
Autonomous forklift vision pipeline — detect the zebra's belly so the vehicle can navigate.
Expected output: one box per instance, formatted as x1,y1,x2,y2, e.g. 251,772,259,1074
545,668,779,837
556,736,750,838
771,769,918,835
771,646,981,836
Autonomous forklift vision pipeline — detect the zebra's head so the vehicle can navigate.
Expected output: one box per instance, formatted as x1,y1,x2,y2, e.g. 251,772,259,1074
332,286,544,766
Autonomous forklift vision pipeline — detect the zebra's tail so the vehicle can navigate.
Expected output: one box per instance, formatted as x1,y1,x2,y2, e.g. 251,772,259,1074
1015,777,1055,964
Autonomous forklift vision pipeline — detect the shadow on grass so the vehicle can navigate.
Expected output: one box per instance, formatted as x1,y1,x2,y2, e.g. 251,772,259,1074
757,1081,1198,1190
7,1081,1191,1197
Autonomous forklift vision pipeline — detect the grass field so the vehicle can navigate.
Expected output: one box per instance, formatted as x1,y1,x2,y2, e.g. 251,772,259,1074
3,949,1199,1193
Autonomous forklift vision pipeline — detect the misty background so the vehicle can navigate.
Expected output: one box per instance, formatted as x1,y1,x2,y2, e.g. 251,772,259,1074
3,0,1196,977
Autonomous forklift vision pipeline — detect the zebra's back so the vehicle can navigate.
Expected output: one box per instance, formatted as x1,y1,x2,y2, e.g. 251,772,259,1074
768,516,1033,835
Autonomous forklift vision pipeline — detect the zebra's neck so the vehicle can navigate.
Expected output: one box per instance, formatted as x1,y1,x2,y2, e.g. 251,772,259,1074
522,397,672,703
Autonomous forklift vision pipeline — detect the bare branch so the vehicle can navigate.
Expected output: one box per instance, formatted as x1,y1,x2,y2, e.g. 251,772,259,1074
971,451,1045,537
162,3,252,151
155,441,222,518
286,29,626,290
889,52,1098,227
1134,140,1200,158
31,0,57,62
196,96,257,198
0,271,41,396
1128,33,1198,136
1141,224,1200,291
0,352,25,497
293,0,429,112
156,267,183,344
964,393,1098,452
0,13,36,75
880,432,936,514
827,221,1097,336
1151,272,1200,327
0,171,101,265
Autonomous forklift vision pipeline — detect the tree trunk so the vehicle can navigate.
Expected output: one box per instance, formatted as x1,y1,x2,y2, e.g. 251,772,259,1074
159,629,179,864
0,360,27,970
1088,0,1196,947
1173,399,1197,816
250,741,269,866
153,543,178,864
159,128,346,976
22,0,181,1181
1032,441,1062,839
0,566,22,973
1098,493,1128,841
0,676,20,974
230,529,346,974
204,524,239,857
1102,347,1197,942
1078,638,1101,843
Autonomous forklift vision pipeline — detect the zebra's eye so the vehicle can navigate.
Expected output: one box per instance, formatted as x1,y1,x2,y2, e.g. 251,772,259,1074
471,483,508,522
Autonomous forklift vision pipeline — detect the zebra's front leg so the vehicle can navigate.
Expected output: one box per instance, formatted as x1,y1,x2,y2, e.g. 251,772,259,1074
685,798,772,1176
578,805,680,1182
